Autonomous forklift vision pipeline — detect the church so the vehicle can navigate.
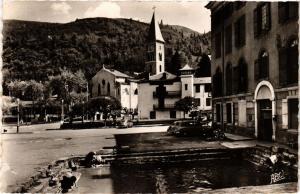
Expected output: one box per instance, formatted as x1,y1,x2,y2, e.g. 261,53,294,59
91,11,212,120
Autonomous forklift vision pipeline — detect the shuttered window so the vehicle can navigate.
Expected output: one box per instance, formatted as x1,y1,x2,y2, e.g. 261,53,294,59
225,25,232,54
289,2,299,19
288,39,298,84
255,51,269,80
234,15,246,48
238,59,248,93
278,2,299,24
254,3,271,38
213,68,223,97
279,48,287,85
280,39,298,86
215,32,222,58
259,51,269,79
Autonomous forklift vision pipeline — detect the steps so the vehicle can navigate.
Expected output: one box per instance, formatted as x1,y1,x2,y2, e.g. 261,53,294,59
102,148,242,165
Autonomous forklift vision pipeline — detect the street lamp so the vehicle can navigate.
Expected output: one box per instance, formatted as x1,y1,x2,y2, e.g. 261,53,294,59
61,99,64,124
17,98,20,133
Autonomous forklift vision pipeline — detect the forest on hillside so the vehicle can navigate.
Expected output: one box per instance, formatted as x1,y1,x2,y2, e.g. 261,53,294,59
3,17,211,83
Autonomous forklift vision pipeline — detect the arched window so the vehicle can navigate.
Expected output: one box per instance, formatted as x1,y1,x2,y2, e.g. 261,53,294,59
134,88,138,95
107,82,110,95
159,53,162,61
213,67,223,97
102,79,105,85
98,84,101,96
225,63,232,95
159,65,162,72
287,38,298,84
255,50,269,80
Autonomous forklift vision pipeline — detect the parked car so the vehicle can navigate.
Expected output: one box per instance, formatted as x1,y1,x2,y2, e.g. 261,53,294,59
117,119,133,128
167,120,225,140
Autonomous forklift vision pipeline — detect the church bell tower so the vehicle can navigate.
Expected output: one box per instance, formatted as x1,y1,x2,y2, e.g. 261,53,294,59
145,11,165,75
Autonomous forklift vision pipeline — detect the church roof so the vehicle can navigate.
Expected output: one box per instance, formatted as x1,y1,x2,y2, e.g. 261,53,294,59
179,64,194,71
147,12,165,43
102,65,130,78
149,71,177,80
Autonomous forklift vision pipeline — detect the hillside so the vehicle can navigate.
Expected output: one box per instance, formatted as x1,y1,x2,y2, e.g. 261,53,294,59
3,17,211,82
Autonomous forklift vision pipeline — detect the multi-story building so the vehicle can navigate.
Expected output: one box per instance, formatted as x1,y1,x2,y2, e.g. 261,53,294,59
206,2,298,146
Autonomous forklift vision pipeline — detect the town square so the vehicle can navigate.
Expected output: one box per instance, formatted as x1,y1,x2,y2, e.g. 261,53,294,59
1,1,299,193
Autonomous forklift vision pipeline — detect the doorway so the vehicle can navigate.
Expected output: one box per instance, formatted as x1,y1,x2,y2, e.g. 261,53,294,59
257,99,272,141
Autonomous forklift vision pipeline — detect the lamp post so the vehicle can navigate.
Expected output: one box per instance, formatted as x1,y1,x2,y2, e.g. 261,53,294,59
61,99,64,124
17,98,20,133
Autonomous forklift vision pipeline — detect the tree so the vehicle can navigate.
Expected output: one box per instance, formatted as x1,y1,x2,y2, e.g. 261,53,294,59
25,80,45,118
168,50,187,75
175,96,198,119
6,80,28,98
48,69,87,103
195,54,211,77
86,96,121,123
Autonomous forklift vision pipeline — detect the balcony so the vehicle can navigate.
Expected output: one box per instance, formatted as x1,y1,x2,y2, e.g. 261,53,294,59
153,104,175,110
153,91,181,98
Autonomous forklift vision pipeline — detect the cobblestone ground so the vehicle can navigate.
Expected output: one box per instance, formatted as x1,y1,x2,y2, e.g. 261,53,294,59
0,123,168,192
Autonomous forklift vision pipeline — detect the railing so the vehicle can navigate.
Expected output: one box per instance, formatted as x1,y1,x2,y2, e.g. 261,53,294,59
153,91,181,98
153,104,175,110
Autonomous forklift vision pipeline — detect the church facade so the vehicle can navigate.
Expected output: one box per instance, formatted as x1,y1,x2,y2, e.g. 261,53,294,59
91,11,212,120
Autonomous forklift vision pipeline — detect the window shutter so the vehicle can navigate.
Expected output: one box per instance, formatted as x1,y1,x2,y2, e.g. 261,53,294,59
289,2,299,19
240,15,246,46
253,8,258,37
266,3,271,30
279,48,287,86
278,2,286,23
288,45,298,84
254,59,260,81
234,21,239,47
239,62,248,92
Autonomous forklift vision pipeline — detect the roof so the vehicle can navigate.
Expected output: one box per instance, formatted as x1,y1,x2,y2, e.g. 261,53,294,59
102,65,130,78
179,64,194,71
147,12,165,43
149,71,177,80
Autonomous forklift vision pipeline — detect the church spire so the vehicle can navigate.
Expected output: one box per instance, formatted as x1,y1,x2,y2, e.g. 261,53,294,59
145,10,165,76
147,11,165,43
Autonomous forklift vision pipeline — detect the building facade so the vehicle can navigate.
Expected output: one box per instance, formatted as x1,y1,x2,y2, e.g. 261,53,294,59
206,2,298,146
91,66,138,111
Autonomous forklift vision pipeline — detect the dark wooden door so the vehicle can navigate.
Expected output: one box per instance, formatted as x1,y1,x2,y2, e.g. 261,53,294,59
258,100,272,141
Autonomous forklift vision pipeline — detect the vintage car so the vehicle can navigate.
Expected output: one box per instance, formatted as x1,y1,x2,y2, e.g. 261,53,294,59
167,120,224,140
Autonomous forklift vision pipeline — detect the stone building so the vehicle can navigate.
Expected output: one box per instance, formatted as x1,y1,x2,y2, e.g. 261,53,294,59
206,2,298,146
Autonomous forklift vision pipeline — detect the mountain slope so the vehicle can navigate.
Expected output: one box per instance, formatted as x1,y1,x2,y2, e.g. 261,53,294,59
3,17,211,81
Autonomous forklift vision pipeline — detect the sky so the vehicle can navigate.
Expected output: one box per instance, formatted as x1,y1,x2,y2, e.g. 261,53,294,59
3,1,211,33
